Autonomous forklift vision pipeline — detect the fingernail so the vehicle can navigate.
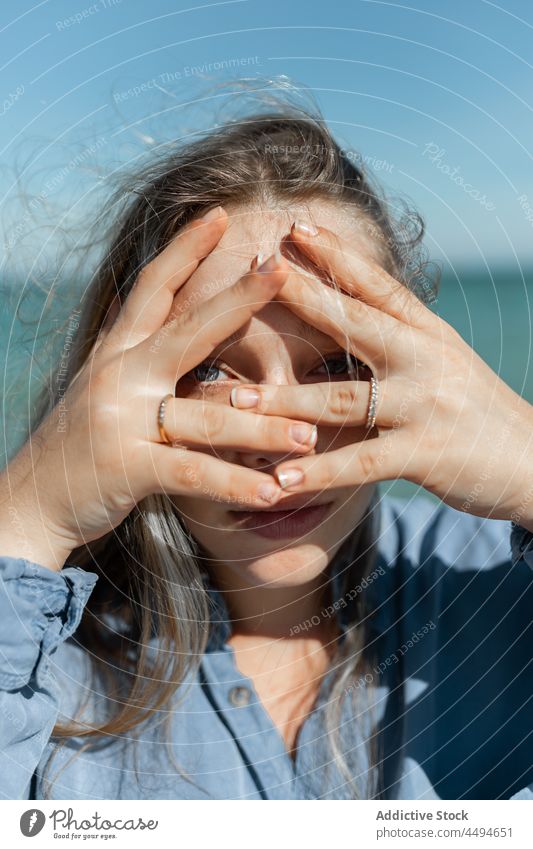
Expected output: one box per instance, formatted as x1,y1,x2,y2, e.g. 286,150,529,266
250,252,266,270
292,220,318,237
257,483,280,503
290,423,317,446
257,250,282,273
200,205,223,223
231,387,260,408
276,468,304,489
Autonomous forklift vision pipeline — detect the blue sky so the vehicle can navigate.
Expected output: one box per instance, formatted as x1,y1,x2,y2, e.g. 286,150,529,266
1,0,533,272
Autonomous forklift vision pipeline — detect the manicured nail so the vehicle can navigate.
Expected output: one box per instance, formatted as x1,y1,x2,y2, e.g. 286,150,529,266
257,250,282,273
290,423,317,446
257,483,280,503
200,205,223,223
250,252,266,270
231,387,260,408
276,468,304,489
292,220,318,237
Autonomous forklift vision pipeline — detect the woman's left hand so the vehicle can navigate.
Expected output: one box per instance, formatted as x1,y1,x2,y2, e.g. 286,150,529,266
230,221,533,528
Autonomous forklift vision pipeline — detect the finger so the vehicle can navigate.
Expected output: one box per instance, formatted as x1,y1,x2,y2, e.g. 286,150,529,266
273,272,403,369
230,378,396,428
142,251,290,379
106,206,228,349
271,429,411,493
288,221,435,327
149,443,285,508
150,397,318,453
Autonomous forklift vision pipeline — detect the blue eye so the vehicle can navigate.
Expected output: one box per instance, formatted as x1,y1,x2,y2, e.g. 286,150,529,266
191,353,365,384
192,361,231,383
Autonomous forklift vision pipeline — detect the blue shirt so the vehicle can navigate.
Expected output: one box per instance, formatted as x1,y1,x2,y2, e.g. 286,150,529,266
1,493,533,800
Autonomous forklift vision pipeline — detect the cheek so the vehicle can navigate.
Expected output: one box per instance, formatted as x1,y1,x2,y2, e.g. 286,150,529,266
175,379,232,403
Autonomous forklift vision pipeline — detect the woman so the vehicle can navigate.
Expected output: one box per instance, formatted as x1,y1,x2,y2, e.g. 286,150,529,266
1,105,532,801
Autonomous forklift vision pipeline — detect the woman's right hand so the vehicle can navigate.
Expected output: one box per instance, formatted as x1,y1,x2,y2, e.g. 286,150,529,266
0,207,318,571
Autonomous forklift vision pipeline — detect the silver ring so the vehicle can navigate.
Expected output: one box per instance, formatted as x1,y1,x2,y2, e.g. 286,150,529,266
157,393,174,444
365,376,379,430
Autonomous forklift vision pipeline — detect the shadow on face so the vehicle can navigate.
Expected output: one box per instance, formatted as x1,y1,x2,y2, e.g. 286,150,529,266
170,200,380,587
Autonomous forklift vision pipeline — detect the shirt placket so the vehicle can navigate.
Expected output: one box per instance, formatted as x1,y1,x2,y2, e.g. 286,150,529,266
200,647,299,800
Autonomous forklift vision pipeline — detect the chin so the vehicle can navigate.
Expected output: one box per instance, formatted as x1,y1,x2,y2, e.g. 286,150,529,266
219,541,332,589
172,486,374,588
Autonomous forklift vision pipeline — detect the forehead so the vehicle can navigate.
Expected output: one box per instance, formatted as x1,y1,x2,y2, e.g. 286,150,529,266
172,199,385,337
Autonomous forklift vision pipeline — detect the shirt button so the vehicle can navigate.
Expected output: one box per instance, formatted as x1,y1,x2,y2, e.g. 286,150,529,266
228,686,251,707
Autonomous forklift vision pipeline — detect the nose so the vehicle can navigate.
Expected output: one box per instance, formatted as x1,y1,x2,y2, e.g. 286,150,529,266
259,366,293,386
237,367,307,471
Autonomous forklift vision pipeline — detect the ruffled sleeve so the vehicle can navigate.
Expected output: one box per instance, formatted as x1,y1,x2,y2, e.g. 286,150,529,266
0,556,98,690
0,556,98,799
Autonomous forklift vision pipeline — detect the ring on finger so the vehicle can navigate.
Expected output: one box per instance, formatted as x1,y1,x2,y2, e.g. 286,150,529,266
365,376,380,431
158,393,175,444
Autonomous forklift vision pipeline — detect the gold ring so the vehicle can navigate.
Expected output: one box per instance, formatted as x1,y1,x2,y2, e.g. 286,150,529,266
157,393,174,444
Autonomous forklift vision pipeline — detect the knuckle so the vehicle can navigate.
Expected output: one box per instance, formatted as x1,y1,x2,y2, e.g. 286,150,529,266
224,469,247,503
174,448,202,488
312,455,335,490
330,383,359,418
358,450,377,479
430,379,454,414
182,305,203,336
203,403,226,439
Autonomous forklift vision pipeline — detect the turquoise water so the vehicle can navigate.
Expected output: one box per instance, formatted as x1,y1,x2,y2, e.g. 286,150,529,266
2,267,532,499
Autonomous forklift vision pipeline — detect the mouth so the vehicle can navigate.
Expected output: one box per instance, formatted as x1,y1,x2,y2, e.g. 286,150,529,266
228,500,335,540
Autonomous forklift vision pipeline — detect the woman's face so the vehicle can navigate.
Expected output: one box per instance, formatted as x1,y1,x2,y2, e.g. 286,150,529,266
171,200,380,589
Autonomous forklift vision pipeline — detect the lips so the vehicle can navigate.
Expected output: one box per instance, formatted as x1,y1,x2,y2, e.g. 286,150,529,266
228,501,334,539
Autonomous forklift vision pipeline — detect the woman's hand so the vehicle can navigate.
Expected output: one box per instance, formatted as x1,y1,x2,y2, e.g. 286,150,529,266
0,209,319,570
230,220,533,527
